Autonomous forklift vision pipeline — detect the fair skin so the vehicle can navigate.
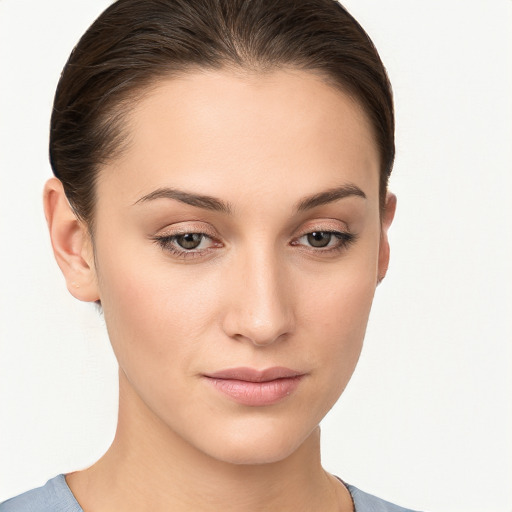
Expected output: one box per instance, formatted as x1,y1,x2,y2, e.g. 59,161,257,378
44,68,396,512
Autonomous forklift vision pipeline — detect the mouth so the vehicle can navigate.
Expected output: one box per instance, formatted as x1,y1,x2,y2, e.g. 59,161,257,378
203,367,305,406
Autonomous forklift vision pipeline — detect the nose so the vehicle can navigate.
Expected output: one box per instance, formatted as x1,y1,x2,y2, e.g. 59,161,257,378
221,248,295,347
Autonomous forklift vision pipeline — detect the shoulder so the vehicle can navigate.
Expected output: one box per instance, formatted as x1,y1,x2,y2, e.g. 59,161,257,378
0,475,82,512
346,483,423,512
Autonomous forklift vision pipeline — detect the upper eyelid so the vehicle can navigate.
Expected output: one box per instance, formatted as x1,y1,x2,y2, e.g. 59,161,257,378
152,219,352,239
152,229,355,259
154,223,218,237
295,215,350,229
152,233,219,256
294,224,351,239
293,230,354,244
156,229,352,248
297,226,348,235
155,227,349,241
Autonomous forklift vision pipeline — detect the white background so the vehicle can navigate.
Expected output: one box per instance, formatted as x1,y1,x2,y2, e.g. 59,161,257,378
0,1,511,511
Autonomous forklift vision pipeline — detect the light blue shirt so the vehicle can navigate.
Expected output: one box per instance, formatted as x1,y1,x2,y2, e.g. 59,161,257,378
0,474,422,511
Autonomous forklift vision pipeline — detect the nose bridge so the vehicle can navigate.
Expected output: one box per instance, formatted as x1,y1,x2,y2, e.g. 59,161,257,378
224,241,294,346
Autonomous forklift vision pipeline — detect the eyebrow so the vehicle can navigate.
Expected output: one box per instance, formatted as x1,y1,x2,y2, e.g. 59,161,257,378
295,184,366,211
134,188,233,214
134,183,366,214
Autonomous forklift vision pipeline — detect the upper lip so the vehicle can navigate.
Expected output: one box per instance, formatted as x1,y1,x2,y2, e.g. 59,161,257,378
204,367,304,383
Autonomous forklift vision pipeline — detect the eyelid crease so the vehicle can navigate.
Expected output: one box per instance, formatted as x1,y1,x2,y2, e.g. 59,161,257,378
149,217,359,262
152,221,219,238
294,219,351,235
154,231,356,261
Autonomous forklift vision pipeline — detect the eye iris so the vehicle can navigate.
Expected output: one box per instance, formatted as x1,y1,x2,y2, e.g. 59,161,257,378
176,233,203,249
307,231,332,248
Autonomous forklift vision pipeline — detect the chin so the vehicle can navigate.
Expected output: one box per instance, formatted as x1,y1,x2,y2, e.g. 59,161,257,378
192,419,318,466
208,443,302,466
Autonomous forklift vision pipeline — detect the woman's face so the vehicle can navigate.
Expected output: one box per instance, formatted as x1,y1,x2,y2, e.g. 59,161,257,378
85,69,392,464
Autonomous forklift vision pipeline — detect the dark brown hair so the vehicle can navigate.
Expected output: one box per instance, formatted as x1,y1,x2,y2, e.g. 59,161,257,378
50,0,394,226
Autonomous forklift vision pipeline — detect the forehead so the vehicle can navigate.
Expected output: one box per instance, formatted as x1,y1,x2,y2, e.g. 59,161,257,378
99,68,380,207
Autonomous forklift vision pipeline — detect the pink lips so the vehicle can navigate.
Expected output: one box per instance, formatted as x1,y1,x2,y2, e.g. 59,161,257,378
204,367,304,406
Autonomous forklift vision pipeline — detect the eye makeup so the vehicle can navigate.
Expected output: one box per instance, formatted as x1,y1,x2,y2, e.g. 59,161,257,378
152,231,222,260
291,230,357,255
151,224,358,262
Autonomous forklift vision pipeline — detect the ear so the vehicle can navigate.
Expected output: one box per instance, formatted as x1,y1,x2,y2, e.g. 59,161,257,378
377,191,397,284
43,177,100,302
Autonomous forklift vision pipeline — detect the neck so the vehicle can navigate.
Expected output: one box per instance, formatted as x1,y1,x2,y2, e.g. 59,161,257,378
66,369,352,512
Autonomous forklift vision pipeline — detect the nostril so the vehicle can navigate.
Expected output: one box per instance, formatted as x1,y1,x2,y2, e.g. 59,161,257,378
226,307,294,347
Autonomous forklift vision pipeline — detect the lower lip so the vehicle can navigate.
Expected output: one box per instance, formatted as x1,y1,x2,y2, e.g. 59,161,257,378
205,376,303,406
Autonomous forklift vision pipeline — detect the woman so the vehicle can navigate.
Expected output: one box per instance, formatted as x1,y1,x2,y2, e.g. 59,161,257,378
1,0,417,510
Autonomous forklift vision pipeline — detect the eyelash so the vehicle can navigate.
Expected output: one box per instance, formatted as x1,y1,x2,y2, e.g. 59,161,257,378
291,231,357,254
152,229,357,260
152,232,220,260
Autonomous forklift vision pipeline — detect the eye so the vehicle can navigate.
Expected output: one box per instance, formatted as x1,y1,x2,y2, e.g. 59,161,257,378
175,233,205,250
305,231,334,248
292,230,356,253
152,231,220,259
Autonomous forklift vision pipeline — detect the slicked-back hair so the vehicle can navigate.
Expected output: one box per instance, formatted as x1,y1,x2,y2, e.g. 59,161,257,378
50,0,394,227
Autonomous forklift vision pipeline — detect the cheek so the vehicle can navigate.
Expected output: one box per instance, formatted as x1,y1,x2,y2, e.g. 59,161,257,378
95,245,221,382
95,223,379,387
298,240,378,332
295,251,379,387
308,281,374,361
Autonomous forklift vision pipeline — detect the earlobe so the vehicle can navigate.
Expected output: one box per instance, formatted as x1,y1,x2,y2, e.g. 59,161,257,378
43,178,100,302
377,191,397,284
